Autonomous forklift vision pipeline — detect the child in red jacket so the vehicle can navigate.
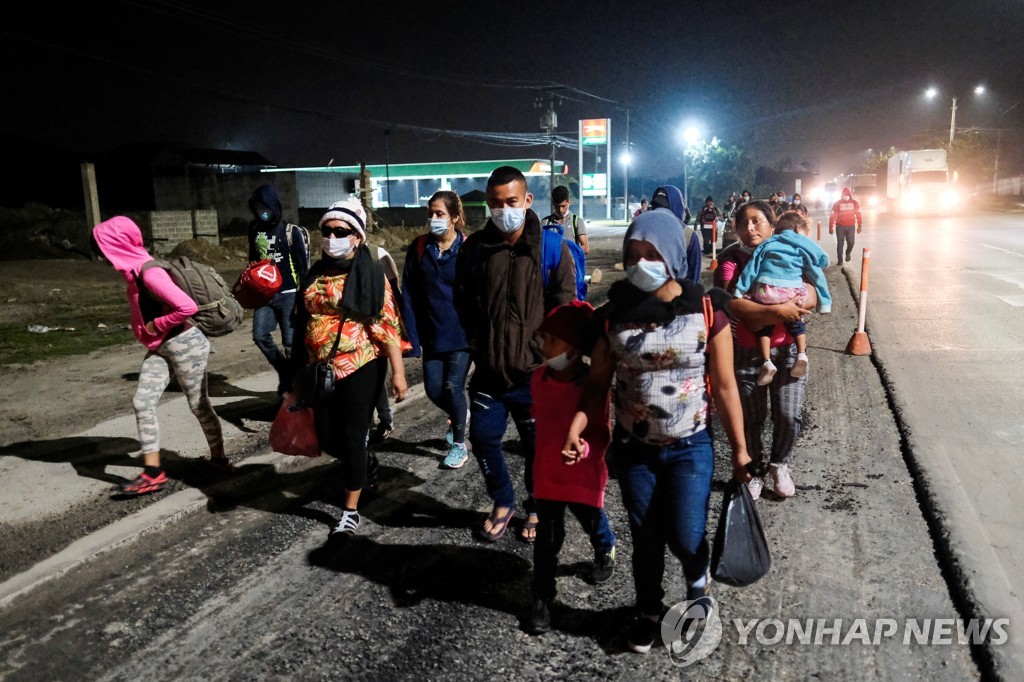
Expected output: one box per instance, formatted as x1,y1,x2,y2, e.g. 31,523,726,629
526,301,616,635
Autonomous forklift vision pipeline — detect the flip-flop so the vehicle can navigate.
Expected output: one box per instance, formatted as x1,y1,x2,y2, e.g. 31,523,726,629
520,514,539,545
477,505,516,543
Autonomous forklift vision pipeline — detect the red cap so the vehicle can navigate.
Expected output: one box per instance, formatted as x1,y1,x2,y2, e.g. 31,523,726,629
539,300,596,351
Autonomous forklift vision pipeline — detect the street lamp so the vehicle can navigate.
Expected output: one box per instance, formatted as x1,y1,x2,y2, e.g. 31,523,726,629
621,151,633,221
678,125,701,213
925,84,986,145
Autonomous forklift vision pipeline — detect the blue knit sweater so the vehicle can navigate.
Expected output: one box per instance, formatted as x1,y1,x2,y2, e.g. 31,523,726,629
733,231,832,313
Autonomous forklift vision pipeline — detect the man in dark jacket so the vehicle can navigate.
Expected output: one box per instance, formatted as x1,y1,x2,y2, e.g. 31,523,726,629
455,166,576,543
247,184,309,395
649,185,701,283
828,186,863,264
695,196,722,256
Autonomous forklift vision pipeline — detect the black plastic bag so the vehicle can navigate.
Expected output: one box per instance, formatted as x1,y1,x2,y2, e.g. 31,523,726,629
711,479,771,587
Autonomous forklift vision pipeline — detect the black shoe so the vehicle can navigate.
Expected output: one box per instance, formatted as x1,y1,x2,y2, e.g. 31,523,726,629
591,547,616,584
626,615,660,654
368,421,394,445
845,254,852,262
527,598,552,635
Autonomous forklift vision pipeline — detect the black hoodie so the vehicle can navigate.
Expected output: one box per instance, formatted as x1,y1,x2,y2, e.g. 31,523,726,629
247,184,309,292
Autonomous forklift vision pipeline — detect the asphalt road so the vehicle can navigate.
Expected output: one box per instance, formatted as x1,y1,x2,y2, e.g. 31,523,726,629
842,207,1024,678
0,229,983,680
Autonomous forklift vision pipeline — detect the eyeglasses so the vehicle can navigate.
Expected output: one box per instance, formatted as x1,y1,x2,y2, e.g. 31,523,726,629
321,226,355,238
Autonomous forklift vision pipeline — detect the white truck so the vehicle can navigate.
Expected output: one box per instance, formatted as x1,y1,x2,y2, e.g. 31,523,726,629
886,149,958,216
838,173,881,209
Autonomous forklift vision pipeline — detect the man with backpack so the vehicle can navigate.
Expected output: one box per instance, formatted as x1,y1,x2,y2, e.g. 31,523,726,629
544,185,590,254
455,166,577,544
247,184,310,395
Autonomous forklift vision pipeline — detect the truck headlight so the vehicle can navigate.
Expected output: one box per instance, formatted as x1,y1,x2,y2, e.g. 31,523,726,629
941,189,959,207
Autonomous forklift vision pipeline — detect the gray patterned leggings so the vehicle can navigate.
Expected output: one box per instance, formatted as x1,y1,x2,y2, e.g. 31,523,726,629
133,326,223,455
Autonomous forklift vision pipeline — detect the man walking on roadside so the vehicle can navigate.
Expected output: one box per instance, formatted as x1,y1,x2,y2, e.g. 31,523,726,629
828,186,863,264
543,185,590,254
247,184,309,395
455,166,577,544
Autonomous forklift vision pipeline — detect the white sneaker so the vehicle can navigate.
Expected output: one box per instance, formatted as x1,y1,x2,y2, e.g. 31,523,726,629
748,477,764,500
331,509,361,535
771,463,796,498
791,352,809,378
756,361,777,386
590,268,603,284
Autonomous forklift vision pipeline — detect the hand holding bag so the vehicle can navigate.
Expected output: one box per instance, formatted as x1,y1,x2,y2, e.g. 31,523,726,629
268,402,321,458
710,478,772,587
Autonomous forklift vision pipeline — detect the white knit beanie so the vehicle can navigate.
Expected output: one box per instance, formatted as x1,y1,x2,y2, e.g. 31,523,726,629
318,199,367,241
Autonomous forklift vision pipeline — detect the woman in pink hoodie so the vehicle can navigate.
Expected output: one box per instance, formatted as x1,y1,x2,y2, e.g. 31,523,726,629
92,217,227,496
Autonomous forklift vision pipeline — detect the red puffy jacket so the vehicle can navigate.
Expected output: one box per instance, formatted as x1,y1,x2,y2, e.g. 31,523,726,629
829,187,862,229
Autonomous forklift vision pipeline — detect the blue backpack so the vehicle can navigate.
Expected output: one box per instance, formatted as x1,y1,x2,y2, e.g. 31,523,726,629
541,222,587,301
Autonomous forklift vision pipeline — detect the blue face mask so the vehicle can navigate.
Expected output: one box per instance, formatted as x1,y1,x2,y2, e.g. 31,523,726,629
626,258,671,292
429,218,449,237
490,207,526,233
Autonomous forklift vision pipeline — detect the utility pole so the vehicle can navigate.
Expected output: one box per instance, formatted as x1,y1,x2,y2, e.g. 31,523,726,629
81,162,101,230
624,109,630,221
536,89,561,211
383,129,392,207
359,162,374,232
949,97,958,146
993,129,1002,193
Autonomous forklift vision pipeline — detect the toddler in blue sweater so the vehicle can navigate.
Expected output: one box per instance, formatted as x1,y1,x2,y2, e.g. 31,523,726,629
734,212,831,385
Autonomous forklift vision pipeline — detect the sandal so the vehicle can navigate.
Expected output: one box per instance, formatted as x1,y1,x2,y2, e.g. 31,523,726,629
477,505,516,543
520,514,539,545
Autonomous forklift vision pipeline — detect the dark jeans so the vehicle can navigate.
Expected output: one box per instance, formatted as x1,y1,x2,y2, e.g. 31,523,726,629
836,225,856,261
468,380,535,513
253,291,296,393
533,498,615,601
423,350,471,443
758,319,806,339
315,359,383,492
701,225,715,255
616,428,714,616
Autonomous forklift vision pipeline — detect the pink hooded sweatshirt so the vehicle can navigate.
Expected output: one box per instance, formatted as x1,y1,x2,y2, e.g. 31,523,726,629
92,217,197,350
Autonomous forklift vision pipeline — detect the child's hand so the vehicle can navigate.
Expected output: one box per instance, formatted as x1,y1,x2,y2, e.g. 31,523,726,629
562,437,588,465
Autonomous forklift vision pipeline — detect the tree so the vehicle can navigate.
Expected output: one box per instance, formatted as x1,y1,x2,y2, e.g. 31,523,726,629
683,138,754,202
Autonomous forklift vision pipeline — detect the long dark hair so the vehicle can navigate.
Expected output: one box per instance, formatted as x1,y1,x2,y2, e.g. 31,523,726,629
734,200,777,232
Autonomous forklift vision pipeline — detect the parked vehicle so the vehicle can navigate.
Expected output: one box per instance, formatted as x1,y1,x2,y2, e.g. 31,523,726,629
838,173,881,209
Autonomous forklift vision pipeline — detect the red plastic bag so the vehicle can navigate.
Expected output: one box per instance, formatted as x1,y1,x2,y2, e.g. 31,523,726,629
269,403,321,458
232,259,282,309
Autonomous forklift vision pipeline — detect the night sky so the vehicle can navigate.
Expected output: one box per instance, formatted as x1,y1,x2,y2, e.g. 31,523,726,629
5,0,1024,182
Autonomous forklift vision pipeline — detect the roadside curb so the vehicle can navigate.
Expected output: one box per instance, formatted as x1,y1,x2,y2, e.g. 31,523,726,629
0,385,428,611
839,263,1019,680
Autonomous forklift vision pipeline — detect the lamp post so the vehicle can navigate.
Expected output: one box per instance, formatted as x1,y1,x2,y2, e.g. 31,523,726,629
621,151,633,221
680,126,700,216
926,85,985,145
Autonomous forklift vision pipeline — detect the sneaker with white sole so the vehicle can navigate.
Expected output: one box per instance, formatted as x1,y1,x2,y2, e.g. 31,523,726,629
756,360,777,386
443,442,469,469
771,462,796,498
748,476,764,501
791,352,809,378
626,615,660,654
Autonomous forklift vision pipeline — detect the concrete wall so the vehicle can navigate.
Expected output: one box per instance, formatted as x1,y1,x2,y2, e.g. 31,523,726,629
153,172,299,236
149,209,219,255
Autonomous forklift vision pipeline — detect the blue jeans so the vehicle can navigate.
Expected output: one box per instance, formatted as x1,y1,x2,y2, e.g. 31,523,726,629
533,498,615,600
253,291,296,393
615,428,714,616
423,350,471,443
468,381,535,513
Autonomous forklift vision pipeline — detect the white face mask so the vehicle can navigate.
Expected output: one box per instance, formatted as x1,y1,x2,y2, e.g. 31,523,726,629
322,235,353,259
545,351,574,371
843,195,851,201
626,258,671,292
490,207,526,233
793,199,801,206
429,218,450,237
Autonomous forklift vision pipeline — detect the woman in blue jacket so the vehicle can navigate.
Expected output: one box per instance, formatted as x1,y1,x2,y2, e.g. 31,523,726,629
400,191,473,468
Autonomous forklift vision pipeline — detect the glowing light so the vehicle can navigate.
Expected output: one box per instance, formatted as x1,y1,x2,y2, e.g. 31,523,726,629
925,87,938,99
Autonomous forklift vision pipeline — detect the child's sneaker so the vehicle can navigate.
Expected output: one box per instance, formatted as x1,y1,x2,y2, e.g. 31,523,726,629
526,598,552,635
442,442,469,469
115,470,168,497
748,476,764,501
771,462,796,498
591,546,616,584
756,360,777,386
791,352,809,378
